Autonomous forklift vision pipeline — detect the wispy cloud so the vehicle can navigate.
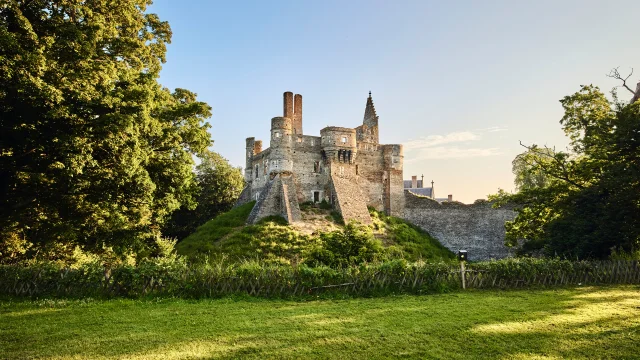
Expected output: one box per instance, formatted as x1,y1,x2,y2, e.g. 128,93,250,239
404,132,478,150
404,128,505,160
483,126,508,133
405,147,502,161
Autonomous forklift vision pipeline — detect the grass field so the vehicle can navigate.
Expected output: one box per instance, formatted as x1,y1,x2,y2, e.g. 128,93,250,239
1,286,639,359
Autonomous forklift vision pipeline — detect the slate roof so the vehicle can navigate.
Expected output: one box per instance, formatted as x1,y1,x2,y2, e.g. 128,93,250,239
405,188,433,198
403,180,424,188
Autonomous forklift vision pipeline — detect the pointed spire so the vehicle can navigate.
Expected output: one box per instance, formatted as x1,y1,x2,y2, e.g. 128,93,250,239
363,91,378,127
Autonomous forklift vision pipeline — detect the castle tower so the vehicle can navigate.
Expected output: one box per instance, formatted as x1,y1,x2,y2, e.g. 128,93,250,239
268,92,296,174
320,127,358,168
245,137,255,181
382,144,404,216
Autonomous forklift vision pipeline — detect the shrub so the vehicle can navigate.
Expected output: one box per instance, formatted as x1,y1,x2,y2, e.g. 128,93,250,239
306,223,384,268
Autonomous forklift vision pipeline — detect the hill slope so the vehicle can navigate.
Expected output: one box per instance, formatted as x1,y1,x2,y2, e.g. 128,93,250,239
176,202,455,263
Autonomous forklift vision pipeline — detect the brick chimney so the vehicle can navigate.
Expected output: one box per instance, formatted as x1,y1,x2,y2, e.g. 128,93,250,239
283,91,293,118
293,94,302,135
411,175,417,189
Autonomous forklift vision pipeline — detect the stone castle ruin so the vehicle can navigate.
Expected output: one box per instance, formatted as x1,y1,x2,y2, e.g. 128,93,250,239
236,91,517,260
236,91,404,225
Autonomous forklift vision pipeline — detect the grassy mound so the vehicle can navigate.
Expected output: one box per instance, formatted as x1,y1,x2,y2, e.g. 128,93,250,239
175,201,256,257
177,201,454,264
369,208,455,261
176,202,312,263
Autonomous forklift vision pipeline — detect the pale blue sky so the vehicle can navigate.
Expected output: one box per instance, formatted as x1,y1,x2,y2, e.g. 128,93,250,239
150,0,639,203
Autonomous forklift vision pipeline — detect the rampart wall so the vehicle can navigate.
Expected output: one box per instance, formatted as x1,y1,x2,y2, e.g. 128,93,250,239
402,192,517,261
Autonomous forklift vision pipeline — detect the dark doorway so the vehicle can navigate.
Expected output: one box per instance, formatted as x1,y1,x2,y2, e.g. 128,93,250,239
313,191,320,203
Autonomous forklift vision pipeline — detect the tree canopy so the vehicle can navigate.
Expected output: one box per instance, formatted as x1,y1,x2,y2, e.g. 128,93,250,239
492,82,640,259
163,151,245,241
0,1,219,259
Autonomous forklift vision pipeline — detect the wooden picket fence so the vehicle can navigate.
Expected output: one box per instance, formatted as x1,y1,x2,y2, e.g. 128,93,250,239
1,260,639,298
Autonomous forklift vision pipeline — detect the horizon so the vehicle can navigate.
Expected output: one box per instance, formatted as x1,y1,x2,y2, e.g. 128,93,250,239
150,0,639,203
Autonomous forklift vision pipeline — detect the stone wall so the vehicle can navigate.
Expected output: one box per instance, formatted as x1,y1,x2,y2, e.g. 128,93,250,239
402,192,517,261
355,147,385,211
329,163,372,224
246,174,302,224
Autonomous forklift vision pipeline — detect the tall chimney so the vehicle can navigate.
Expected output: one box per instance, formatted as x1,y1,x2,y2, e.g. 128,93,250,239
283,91,293,118
293,94,302,135
448,194,453,202
411,175,417,189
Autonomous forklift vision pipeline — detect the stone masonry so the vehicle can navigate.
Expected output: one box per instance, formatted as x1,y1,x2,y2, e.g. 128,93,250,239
403,192,517,260
238,91,405,224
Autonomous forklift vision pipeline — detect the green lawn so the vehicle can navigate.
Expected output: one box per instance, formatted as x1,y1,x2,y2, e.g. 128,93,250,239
1,286,639,359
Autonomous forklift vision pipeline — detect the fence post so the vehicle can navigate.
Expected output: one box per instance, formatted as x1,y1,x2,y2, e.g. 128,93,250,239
461,261,466,290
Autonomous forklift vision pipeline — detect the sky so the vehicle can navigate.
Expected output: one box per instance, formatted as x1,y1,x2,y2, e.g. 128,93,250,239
149,0,640,203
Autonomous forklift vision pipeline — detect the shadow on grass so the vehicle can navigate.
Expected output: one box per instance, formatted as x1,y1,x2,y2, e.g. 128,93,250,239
0,286,639,359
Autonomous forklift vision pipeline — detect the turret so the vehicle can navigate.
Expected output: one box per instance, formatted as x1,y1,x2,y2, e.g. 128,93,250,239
245,137,255,181
269,116,294,173
320,127,357,164
382,144,403,171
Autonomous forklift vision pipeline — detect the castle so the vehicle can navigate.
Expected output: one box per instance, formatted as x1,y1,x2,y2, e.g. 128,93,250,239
237,91,404,224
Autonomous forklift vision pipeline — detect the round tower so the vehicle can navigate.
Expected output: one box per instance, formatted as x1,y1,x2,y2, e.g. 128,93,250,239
245,137,255,181
320,127,358,164
269,116,294,174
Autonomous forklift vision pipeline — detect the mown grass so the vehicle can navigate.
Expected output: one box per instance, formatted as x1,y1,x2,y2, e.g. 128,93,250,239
1,286,639,359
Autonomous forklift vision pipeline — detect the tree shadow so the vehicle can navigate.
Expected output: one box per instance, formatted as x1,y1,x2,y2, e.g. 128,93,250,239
0,286,638,359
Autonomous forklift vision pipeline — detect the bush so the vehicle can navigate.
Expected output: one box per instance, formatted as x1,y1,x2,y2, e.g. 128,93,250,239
306,223,384,268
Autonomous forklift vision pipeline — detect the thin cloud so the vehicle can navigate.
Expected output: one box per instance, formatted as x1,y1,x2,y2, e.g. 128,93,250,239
404,132,478,150
406,146,502,161
404,129,503,160
484,126,508,133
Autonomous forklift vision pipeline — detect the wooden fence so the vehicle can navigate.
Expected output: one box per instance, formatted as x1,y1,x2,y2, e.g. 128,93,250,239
1,260,638,298
463,260,640,289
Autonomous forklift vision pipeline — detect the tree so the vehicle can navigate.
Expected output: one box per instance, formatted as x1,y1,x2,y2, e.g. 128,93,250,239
0,1,212,258
512,147,556,191
492,76,640,259
163,151,245,240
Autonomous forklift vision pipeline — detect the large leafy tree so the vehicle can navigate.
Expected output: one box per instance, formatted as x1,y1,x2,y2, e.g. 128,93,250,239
492,78,640,259
0,1,212,257
163,151,245,241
